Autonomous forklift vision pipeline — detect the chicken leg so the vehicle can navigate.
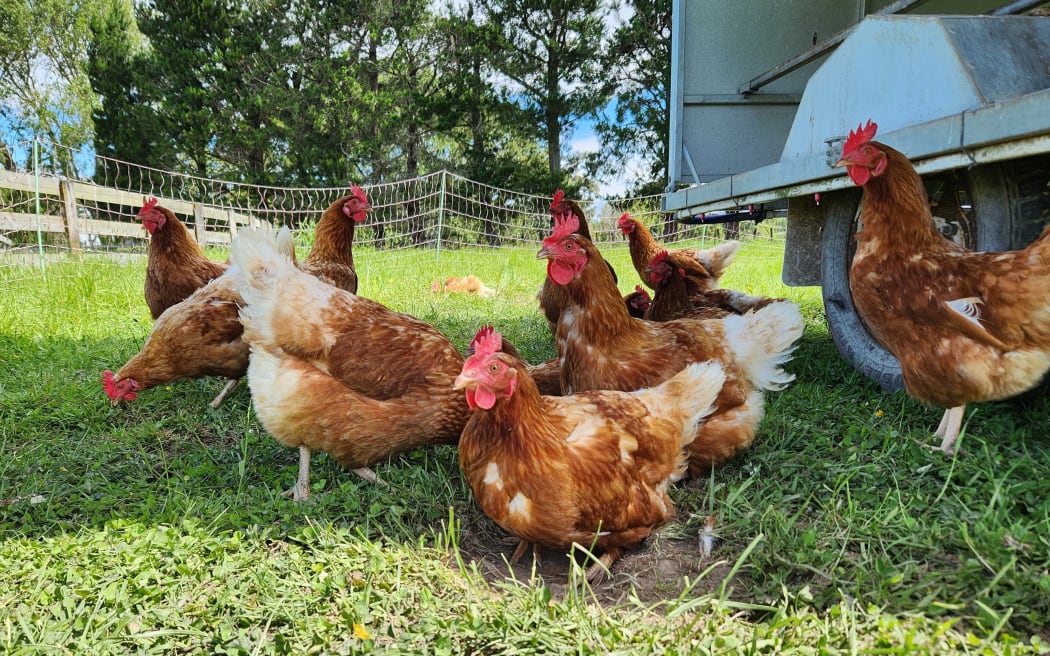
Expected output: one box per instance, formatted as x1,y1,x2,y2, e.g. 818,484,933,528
209,378,240,408
351,467,389,487
282,450,389,501
584,547,623,584
508,538,541,567
934,405,966,455
282,445,313,501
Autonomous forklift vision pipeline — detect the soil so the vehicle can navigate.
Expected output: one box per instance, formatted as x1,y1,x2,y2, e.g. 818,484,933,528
452,507,735,606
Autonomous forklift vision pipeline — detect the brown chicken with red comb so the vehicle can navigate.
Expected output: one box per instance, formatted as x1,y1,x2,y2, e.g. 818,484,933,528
455,326,725,582
104,188,372,409
618,212,740,292
538,213,803,473
644,250,779,323
229,228,470,500
539,189,629,334
300,186,371,292
138,196,229,320
837,119,1050,453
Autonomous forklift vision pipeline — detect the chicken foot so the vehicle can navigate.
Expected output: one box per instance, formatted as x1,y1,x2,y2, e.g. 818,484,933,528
209,378,240,408
351,467,390,488
933,405,966,455
282,450,390,502
584,547,623,584
507,538,541,567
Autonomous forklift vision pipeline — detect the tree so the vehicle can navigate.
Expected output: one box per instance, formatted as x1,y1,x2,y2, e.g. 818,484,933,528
87,0,632,215
480,0,609,190
259,0,372,186
592,0,672,198
88,0,174,181
428,2,540,185
0,0,107,175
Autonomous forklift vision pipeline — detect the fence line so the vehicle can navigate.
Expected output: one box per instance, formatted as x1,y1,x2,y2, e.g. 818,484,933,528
1,140,783,267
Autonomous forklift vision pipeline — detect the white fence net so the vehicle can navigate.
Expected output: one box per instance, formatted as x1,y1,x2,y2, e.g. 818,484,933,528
1,139,785,270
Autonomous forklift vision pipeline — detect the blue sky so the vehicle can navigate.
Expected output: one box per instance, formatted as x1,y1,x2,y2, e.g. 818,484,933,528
571,119,647,199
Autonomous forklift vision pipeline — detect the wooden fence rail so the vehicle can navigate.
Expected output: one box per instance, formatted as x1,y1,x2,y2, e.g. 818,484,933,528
0,170,267,251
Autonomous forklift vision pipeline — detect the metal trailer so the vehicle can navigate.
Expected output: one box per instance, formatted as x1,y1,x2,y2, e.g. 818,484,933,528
663,0,1050,391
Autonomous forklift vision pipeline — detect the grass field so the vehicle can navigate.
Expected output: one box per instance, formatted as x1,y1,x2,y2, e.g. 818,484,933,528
1,237,1048,654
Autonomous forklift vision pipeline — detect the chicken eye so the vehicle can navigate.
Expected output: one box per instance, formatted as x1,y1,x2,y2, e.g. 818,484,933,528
562,242,574,252
488,363,501,374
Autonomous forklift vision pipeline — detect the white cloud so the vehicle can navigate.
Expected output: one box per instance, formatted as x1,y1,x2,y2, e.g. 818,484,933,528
569,123,646,199
571,134,601,154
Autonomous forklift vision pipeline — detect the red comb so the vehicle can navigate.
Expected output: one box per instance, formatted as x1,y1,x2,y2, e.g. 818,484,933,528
634,284,650,298
549,212,580,242
651,250,669,266
843,120,878,156
139,196,158,215
469,326,503,359
550,189,565,209
351,185,368,206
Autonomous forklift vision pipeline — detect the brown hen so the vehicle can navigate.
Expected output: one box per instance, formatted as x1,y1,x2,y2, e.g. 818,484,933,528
617,212,740,291
139,196,229,320
539,189,626,332
837,120,1050,453
455,327,725,582
299,186,371,292
538,214,803,474
103,187,371,410
644,250,780,322
230,229,470,500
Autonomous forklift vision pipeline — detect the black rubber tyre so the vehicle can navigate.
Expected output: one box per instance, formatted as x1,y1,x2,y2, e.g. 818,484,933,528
819,160,1048,392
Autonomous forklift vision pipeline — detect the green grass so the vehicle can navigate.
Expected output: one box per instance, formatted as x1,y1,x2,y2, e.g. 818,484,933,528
1,238,1048,654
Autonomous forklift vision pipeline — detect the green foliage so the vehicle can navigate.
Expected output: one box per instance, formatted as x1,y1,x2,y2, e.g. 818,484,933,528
88,0,171,181
480,0,610,188
593,0,672,197
6,0,675,194
427,2,556,195
1,244,1049,652
0,0,108,174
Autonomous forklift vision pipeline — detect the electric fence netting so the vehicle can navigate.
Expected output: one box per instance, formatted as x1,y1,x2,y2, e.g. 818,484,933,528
0,138,787,283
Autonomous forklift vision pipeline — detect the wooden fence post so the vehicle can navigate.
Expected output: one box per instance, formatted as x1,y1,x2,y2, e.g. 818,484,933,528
226,208,237,243
59,179,82,253
193,203,206,245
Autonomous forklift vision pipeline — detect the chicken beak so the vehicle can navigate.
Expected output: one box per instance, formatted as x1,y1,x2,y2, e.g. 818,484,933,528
536,245,553,260
452,372,474,390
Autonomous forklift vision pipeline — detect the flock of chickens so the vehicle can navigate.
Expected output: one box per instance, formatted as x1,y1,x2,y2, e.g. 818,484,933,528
100,121,1050,582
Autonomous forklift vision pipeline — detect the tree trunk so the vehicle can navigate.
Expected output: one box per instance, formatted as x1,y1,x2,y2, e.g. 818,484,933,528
546,42,561,178
367,35,386,248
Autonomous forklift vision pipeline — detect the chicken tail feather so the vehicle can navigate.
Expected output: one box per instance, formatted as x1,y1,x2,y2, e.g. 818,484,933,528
275,226,298,265
230,227,288,276
641,360,726,447
231,228,342,355
722,300,804,391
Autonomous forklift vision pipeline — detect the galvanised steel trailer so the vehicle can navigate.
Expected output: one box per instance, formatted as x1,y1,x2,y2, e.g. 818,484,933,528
664,0,1050,389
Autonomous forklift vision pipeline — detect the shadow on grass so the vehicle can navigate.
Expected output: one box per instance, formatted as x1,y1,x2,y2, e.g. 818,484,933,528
0,333,468,543
3,325,1050,638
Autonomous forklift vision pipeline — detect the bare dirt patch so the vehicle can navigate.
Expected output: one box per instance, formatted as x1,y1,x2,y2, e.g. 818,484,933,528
452,507,737,607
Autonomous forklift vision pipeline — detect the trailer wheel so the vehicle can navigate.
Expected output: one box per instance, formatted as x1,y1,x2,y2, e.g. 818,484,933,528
819,162,1034,392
